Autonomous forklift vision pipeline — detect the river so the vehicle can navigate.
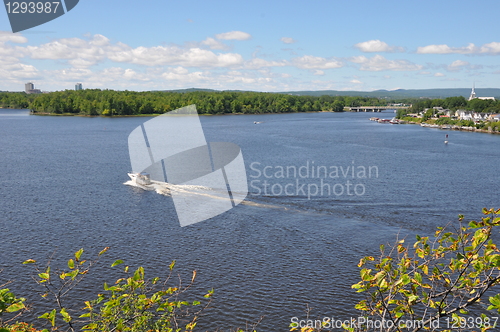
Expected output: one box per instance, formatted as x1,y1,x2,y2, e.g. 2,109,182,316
0,109,498,331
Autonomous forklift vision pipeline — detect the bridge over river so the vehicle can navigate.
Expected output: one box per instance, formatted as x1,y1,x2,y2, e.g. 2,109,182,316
347,106,410,112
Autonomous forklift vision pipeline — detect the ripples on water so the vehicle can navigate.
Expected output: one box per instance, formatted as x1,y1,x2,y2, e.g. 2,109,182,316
0,109,499,331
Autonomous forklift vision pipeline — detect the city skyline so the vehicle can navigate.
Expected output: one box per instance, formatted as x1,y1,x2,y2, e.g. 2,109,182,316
1,0,500,92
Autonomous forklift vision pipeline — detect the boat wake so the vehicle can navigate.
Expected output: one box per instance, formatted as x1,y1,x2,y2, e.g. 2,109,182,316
124,177,293,211
125,179,214,196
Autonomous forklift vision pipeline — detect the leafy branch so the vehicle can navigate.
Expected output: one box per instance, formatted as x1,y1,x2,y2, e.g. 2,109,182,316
347,208,500,332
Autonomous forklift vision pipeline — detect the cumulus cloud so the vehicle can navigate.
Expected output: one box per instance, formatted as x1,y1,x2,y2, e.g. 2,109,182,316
0,32,38,84
281,37,296,44
417,43,477,54
25,34,113,68
215,31,252,41
416,42,500,55
0,31,28,44
291,55,343,69
201,37,229,50
244,58,287,69
447,60,469,71
479,42,500,54
354,40,404,53
1,63,40,79
161,68,206,83
350,55,422,71
22,34,247,69
434,72,445,77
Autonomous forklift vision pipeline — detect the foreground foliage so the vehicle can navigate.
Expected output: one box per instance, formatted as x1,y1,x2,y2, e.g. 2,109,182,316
1,248,215,332
289,208,500,332
348,208,500,332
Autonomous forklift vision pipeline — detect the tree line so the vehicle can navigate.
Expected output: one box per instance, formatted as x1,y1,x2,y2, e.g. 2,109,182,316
1,90,346,115
407,95,500,113
0,90,400,116
2,90,499,116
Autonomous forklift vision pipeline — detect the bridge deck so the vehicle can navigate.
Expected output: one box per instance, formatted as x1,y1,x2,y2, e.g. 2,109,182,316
347,106,409,112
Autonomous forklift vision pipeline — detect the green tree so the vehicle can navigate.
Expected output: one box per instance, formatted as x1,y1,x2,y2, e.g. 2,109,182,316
345,208,500,332
468,99,494,113
444,96,467,110
332,100,345,112
22,248,214,332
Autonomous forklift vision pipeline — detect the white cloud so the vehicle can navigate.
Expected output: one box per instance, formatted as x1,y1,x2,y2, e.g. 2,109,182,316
47,68,93,81
281,37,296,44
0,63,40,79
215,31,252,41
0,31,28,44
354,40,404,53
447,60,469,71
417,43,477,54
350,55,422,71
244,58,287,69
291,55,343,69
416,42,500,55
434,72,445,77
479,42,500,54
201,37,229,50
22,34,246,69
25,34,113,68
161,68,206,83
350,79,362,84
110,45,245,68
0,32,38,85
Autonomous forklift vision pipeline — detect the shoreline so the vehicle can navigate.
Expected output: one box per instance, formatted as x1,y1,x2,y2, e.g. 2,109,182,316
389,120,500,135
9,109,500,135
28,109,341,117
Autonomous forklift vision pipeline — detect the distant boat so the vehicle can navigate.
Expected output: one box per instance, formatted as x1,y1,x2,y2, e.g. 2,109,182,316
254,121,263,124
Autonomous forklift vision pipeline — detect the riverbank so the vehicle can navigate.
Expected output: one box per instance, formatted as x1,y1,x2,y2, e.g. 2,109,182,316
31,111,162,117
29,109,341,117
379,118,500,135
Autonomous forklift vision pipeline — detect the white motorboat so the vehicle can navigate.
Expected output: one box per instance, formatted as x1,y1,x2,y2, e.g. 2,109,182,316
126,172,154,190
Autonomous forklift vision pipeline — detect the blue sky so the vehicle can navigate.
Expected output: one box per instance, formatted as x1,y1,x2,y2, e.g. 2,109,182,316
1,0,500,92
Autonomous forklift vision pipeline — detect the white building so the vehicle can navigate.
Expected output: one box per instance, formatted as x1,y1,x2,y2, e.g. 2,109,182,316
489,114,500,122
468,85,495,101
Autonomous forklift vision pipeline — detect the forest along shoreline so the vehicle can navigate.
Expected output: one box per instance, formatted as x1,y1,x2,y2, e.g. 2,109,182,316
2,90,500,136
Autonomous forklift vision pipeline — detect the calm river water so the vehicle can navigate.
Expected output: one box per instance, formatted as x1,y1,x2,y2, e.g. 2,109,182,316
0,109,499,331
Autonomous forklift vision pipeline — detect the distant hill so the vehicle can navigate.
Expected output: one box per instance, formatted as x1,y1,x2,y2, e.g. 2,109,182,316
279,88,500,99
158,87,500,99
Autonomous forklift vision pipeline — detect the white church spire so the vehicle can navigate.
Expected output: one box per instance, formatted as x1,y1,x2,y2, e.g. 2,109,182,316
468,83,476,101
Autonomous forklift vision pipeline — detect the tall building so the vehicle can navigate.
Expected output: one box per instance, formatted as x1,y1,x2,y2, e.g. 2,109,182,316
25,82,41,94
25,82,34,93
75,83,83,91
